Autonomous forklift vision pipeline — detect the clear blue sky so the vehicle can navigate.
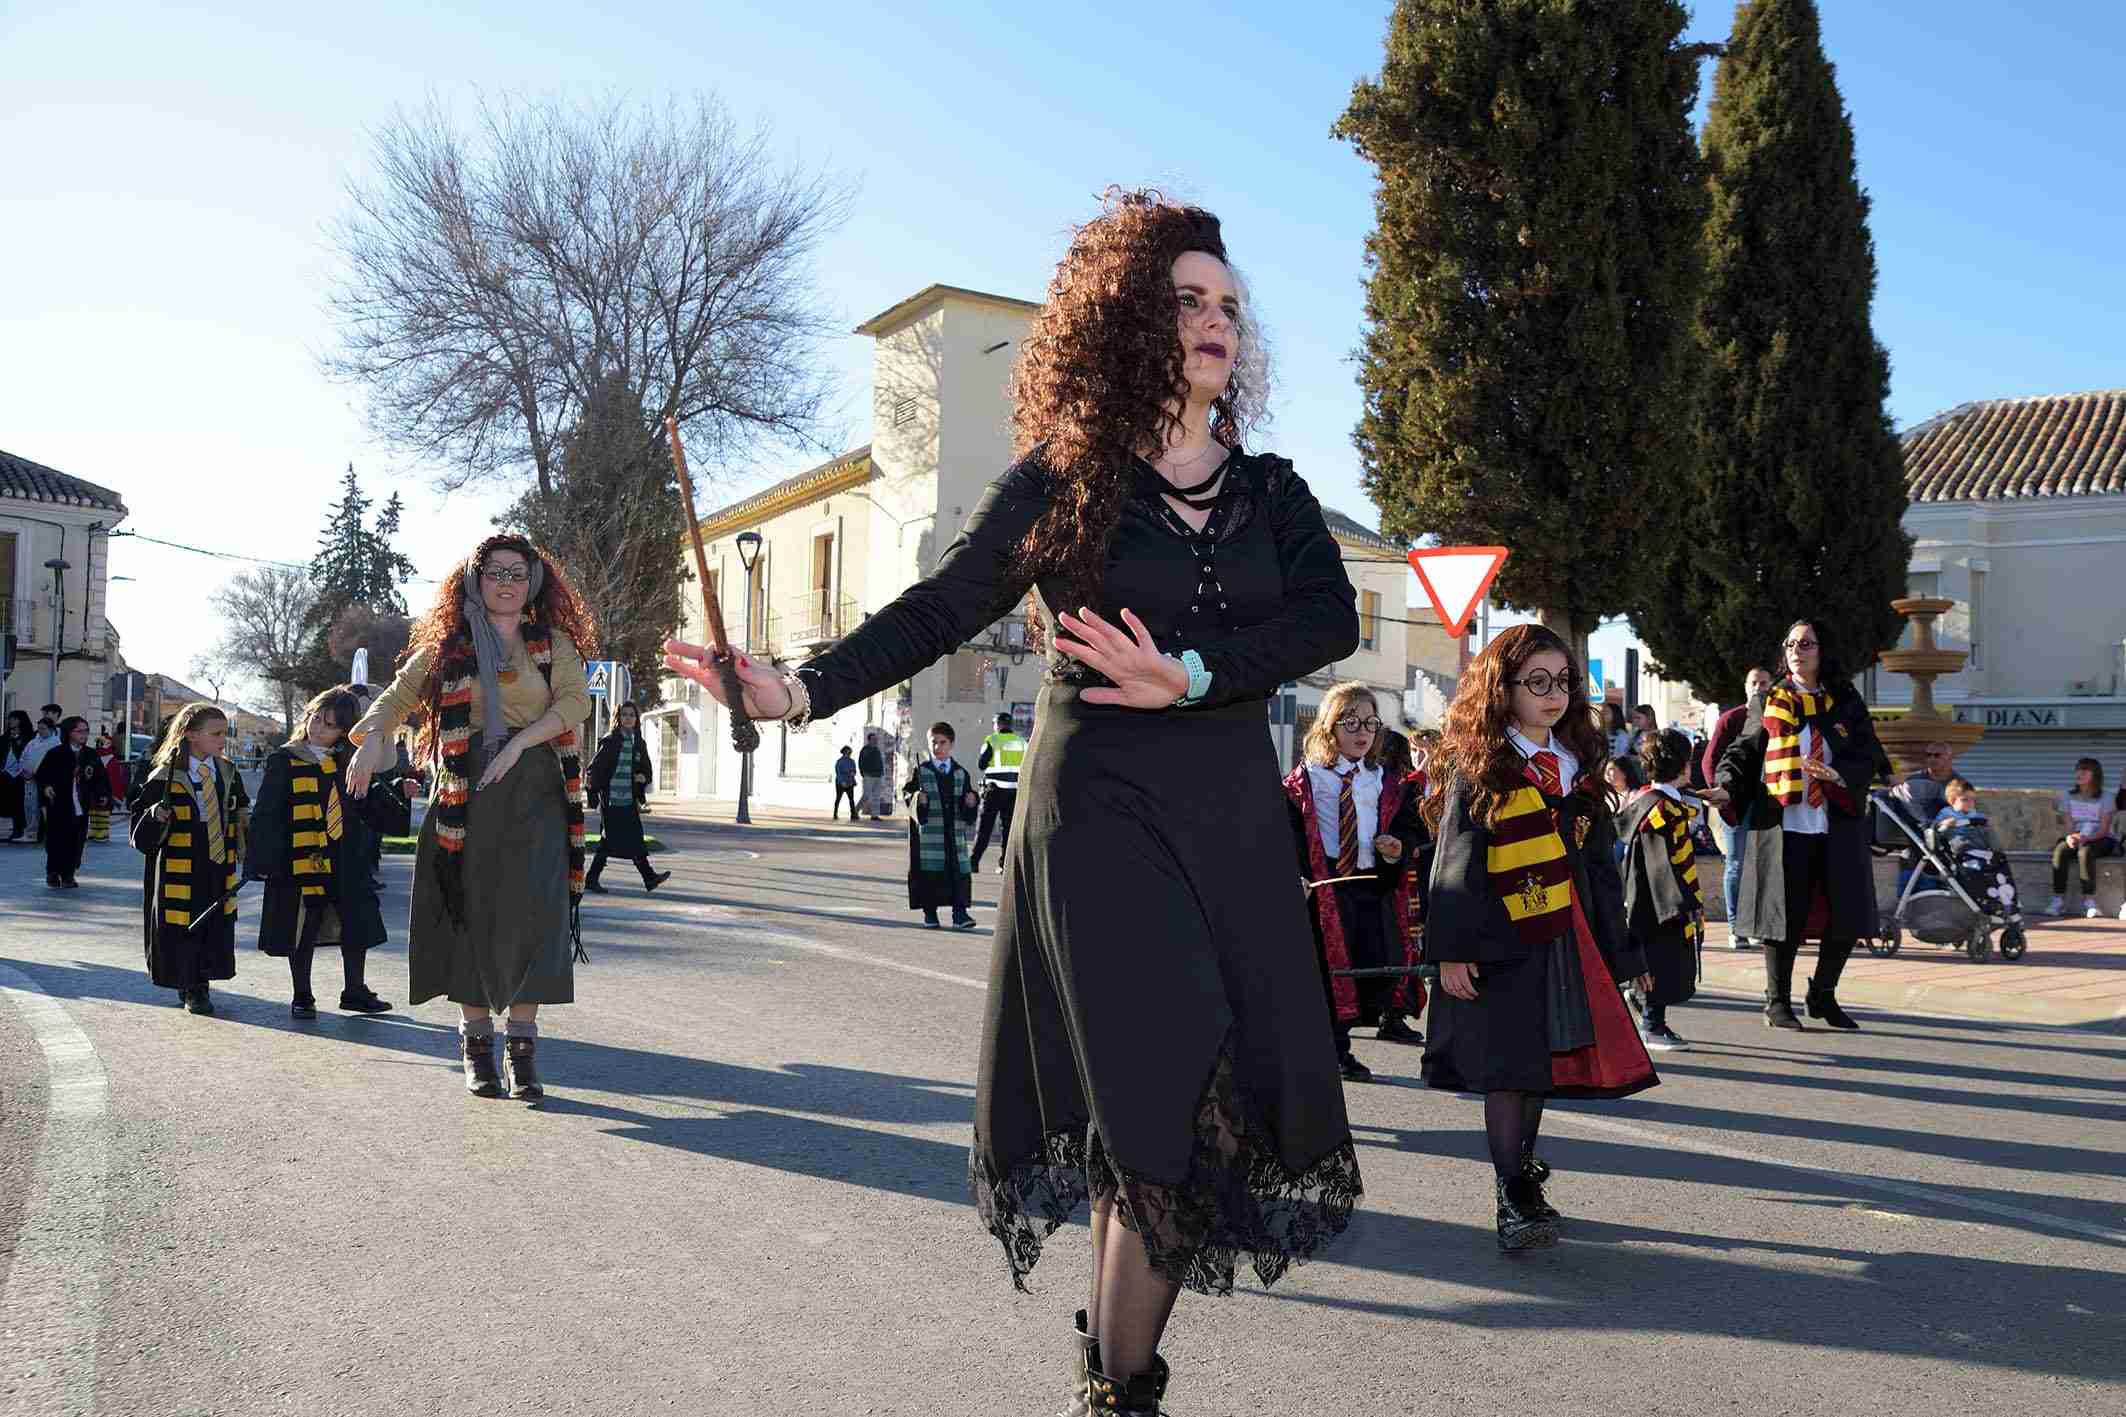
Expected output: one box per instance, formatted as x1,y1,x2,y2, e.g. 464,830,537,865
5,1,2124,703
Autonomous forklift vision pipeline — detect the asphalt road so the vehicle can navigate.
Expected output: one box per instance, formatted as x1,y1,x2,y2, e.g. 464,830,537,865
3,808,2123,1417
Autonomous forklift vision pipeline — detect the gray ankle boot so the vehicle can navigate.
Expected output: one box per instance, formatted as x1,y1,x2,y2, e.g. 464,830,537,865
1061,1309,1098,1417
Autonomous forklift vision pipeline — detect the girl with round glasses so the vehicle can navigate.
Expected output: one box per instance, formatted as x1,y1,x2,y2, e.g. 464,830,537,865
1420,625,1656,1251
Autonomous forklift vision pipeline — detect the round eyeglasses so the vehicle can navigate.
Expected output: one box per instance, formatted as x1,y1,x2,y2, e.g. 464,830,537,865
1335,715,1384,734
1506,670,1572,698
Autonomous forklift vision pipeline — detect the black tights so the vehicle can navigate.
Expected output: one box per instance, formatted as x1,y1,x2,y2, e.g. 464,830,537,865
290,943,366,1001
1484,1090,1546,1179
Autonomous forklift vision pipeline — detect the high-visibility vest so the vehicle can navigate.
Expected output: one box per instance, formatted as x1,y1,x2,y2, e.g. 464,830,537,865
982,731,1027,788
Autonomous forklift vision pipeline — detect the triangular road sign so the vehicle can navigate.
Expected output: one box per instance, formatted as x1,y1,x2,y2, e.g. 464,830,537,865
1406,546,1509,639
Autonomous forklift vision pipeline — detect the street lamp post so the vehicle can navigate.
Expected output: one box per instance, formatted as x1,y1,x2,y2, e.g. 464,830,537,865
734,529,763,826
43,558,71,706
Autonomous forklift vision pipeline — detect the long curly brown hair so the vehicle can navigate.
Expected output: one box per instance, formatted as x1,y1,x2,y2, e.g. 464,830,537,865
1010,187,1270,606
399,533,600,762
1421,624,1610,832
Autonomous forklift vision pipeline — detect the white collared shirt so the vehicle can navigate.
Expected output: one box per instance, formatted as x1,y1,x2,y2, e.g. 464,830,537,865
1307,757,1382,868
1508,725,1578,793
1783,723,1829,836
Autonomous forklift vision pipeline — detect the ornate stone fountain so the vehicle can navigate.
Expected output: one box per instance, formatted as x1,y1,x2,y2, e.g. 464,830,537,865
1874,596,1985,774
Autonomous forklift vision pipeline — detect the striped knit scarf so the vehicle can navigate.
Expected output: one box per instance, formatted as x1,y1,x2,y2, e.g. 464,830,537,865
1486,783,1573,947
1646,796,1703,948
432,620,588,960
1761,684,1830,806
912,762,972,876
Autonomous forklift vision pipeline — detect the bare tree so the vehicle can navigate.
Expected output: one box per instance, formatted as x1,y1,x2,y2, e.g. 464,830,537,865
324,92,852,498
206,566,318,736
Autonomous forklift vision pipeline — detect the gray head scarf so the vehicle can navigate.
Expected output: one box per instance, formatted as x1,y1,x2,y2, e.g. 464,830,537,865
462,548,546,758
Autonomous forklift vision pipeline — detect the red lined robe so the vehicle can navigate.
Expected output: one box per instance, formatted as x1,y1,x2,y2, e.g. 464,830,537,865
1283,763,1419,1025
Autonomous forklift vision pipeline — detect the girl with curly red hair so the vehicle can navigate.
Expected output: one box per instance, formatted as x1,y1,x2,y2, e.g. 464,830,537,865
1420,624,1657,1251
347,534,596,1101
668,189,1360,1414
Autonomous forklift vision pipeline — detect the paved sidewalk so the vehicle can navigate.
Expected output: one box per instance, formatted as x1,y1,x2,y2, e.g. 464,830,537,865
1701,918,2126,1032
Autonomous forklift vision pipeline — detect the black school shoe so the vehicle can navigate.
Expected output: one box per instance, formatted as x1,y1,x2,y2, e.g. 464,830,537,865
646,871,672,892
339,989,392,1014
922,911,942,929
186,986,216,1016
1377,1014,1425,1045
1338,1050,1376,1083
290,997,319,1020
952,913,979,930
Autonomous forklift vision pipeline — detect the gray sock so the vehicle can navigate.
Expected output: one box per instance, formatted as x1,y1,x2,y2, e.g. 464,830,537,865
503,1018,539,1039
459,1017,495,1040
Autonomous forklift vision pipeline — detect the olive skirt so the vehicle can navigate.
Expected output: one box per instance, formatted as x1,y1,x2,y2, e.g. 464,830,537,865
408,743,574,1011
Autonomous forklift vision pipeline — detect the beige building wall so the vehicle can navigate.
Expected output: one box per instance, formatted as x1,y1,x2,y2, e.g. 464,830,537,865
2,496,124,727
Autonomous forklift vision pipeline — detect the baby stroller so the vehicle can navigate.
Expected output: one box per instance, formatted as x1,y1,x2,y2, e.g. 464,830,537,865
1868,790,2028,962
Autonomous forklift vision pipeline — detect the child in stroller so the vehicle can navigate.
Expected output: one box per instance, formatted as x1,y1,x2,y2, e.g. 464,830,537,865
1931,777,2028,946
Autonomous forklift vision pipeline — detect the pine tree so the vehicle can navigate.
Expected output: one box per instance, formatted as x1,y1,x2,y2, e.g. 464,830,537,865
1633,0,1911,701
300,464,419,691
1334,0,1709,655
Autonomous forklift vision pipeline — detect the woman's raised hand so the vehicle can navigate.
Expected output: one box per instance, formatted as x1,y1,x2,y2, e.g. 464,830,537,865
1054,608,1190,709
661,640,793,719
346,733,389,797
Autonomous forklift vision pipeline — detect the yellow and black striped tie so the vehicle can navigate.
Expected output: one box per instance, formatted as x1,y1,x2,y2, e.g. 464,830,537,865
323,760,344,843
195,763,225,864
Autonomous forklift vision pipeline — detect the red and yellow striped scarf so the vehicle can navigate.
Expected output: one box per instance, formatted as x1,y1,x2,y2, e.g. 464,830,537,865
1486,783,1573,947
1761,685,1829,806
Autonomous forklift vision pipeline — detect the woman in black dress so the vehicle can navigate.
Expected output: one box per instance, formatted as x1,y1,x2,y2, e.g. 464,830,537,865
1421,626,1656,1250
586,701,668,894
1716,618,1883,1031
667,190,1361,1415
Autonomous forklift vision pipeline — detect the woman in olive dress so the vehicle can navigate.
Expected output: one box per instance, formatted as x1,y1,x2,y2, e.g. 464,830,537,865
347,535,596,1101
668,189,1362,1416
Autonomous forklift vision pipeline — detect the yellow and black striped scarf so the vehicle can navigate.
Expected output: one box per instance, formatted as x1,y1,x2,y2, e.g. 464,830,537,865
1761,685,1829,806
1646,796,1703,947
1486,784,1573,947
283,750,343,898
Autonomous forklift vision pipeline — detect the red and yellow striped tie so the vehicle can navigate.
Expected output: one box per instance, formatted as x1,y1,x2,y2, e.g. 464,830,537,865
1335,769,1360,876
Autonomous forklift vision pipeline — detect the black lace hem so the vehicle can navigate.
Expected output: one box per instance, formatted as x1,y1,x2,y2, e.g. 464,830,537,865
969,1036,1362,1296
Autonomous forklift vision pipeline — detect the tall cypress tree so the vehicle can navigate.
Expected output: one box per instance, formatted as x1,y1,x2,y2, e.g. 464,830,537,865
1334,0,1709,655
1634,0,1911,701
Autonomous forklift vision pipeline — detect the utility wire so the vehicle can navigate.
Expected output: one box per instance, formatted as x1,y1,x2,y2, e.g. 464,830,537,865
109,530,438,582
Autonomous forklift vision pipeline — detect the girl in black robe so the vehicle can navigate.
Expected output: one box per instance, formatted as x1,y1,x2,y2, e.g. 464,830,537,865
665,193,1362,1415
1421,626,1656,1251
586,701,668,894
34,716,93,887
247,687,402,1019
131,704,250,1016
1617,729,1710,1051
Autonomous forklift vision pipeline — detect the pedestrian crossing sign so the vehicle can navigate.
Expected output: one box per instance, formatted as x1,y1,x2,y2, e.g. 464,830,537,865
586,660,619,697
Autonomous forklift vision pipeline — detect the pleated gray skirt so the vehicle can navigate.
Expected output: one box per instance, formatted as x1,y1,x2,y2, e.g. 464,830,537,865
408,743,574,1011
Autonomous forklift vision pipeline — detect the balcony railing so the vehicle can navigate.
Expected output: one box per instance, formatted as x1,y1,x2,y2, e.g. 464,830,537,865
780,591,860,650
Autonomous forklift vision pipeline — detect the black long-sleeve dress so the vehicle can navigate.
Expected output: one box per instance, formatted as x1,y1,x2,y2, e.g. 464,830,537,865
792,449,1364,1295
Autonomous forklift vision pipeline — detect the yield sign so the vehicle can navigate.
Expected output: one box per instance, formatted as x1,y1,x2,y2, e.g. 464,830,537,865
1406,546,1509,639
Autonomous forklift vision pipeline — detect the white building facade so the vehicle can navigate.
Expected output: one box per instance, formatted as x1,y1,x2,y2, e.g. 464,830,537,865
1,449,127,727
1880,390,2126,788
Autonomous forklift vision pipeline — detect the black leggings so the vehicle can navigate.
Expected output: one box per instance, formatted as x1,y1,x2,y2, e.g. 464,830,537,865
290,942,367,1001
832,783,860,818
2051,835,2118,894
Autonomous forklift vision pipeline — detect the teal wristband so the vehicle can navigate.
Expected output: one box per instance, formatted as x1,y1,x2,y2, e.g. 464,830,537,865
1174,650,1212,706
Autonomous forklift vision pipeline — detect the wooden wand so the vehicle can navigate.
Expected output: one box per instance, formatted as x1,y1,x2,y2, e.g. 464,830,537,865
665,415,761,753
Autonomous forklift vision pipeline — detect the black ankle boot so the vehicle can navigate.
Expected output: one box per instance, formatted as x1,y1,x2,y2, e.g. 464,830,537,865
1519,1142,1552,1184
462,1033,502,1097
1495,1175,1558,1251
504,1036,544,1100
1805,940,1861,1029
1062,1309,1099,1417
1763,944,1804,1030
1086,1354,1169,1415
187,984,215,1016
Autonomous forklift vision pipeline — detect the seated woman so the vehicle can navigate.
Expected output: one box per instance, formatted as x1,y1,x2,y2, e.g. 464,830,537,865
2048,757,2115,917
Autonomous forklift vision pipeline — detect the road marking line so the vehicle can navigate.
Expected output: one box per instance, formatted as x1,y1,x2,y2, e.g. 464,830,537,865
0,961,111,1413
745,927,987,991
1545,1107,2126,1247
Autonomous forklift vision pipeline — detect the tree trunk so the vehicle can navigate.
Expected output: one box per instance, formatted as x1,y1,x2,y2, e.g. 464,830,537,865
1535,607,1593,687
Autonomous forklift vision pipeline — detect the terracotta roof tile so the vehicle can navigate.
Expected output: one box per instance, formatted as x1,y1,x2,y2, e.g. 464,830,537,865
1902,391,2126,502
0,447,127,512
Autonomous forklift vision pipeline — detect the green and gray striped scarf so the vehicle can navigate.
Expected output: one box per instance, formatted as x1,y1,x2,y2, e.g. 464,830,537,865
912,762,972,876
